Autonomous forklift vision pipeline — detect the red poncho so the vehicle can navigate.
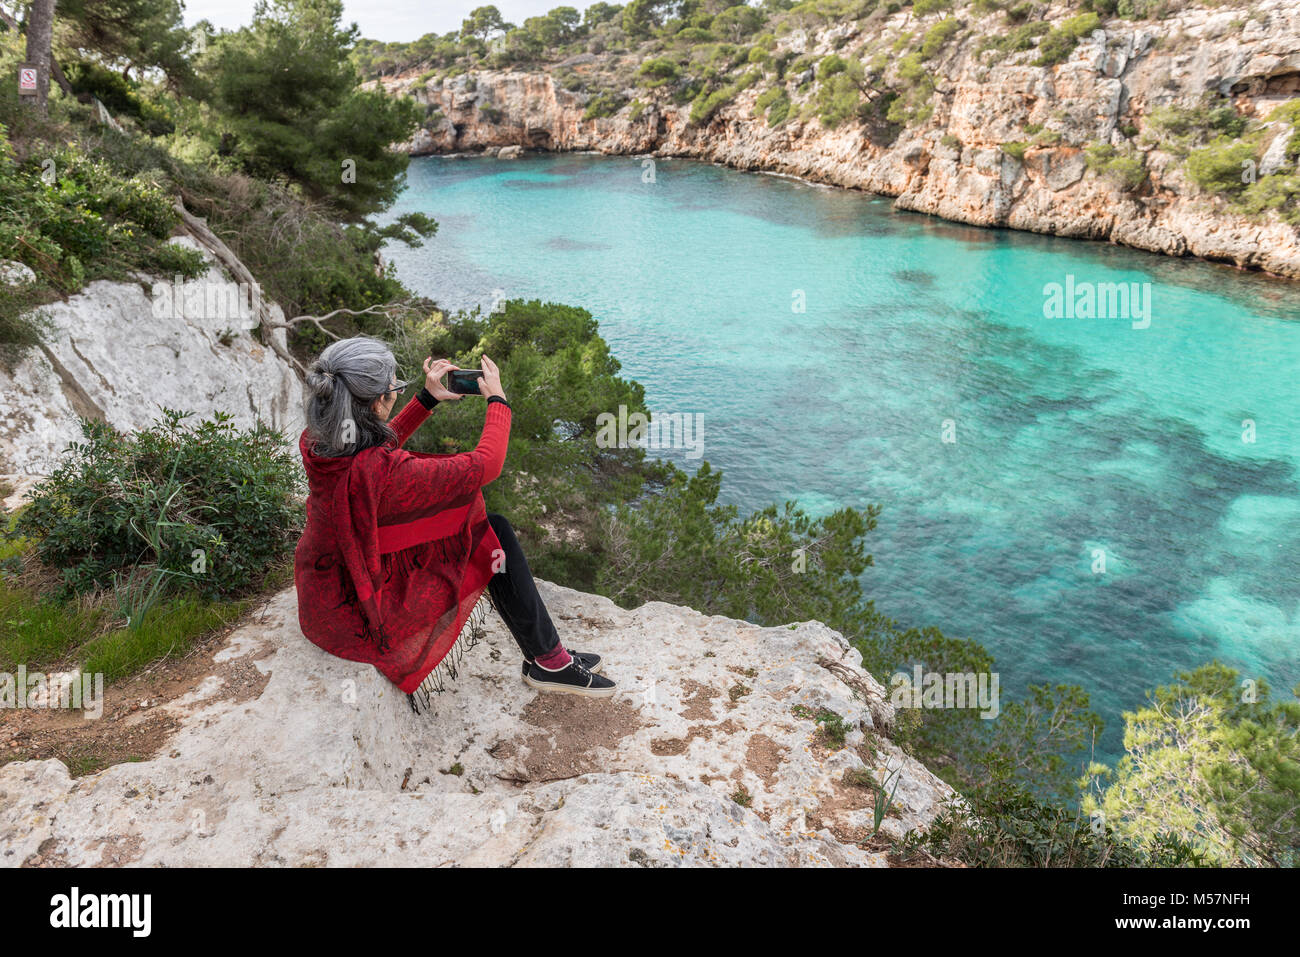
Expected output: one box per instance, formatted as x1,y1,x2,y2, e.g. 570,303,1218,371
294,395,512,693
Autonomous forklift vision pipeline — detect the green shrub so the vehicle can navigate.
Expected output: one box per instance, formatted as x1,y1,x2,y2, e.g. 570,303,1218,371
583,90,627,119
1035,13,1100,67
766,94,791,126
813,708,850,750
818,53,847,78
675,26,716,43
1007,1,1034,21
1267,100,1300,161
1147,98,1247,154
1185,136,1258,197
754,85,791,126
817,70,870,128
1003,21,1050,52
904,787,1206,867
0,281,53,353
638,57,681,87
912,0,953,15
145,242,209,280
478,104,503,123
689,69,760,126
0,125,186,305
10,410,303,601
64,60,176,137
1236,173,1300,225
920,18,961,59
1000,140,1029,162
1112,0,1178,19
787,54,815,78
1084,141,1148,190
897,52,928,84
886,53,936,127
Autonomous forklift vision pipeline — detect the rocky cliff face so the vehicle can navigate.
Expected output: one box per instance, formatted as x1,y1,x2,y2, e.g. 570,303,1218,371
388,0,1300,278
2,581,954,867
0,236,304,497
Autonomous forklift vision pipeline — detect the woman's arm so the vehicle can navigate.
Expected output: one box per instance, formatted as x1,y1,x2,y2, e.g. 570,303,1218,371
389,357,465,448
383,399,513,513
388,388,438,449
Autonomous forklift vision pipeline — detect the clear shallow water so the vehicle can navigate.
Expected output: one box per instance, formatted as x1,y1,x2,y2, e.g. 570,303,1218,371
384,153,1300,759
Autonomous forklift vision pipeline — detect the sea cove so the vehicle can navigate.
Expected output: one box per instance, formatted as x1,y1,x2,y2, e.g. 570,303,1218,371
385,152,1300,757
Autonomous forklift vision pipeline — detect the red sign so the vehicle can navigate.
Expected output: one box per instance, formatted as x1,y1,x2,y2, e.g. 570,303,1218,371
18,65,37,95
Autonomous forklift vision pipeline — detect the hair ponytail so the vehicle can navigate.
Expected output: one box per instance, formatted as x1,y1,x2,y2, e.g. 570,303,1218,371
303,337,400,457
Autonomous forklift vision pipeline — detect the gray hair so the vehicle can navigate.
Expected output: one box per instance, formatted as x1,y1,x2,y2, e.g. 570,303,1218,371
304,336,406,457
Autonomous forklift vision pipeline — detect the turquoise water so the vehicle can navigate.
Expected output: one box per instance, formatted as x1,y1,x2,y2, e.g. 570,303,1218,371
383,153,1300,759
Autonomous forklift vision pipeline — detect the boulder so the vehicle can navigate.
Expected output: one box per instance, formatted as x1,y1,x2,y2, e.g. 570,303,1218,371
0,259,35,286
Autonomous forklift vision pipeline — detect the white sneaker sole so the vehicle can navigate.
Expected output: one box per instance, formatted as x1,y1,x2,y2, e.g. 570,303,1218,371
523,657,603,673
523,672,617,698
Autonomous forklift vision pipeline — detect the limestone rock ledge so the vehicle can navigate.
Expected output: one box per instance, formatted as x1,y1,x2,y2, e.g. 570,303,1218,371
0,235,303,480
0,581,955,867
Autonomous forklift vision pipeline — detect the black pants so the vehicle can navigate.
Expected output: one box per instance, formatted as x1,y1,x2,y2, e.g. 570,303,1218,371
486,513,562,661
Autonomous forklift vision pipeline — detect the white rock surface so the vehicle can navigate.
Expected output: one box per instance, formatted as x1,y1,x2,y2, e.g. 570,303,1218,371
0,259,36,286
0,237,303,479
0,582,955,867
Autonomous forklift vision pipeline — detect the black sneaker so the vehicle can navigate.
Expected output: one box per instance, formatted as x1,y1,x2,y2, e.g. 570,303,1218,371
521,649,602,677
523,659,616,698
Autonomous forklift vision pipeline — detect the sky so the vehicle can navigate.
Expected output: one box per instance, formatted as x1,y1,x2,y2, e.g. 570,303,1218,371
180,1,567,42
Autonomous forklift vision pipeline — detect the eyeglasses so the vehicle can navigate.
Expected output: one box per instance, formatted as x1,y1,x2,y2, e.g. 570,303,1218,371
372,376,414,400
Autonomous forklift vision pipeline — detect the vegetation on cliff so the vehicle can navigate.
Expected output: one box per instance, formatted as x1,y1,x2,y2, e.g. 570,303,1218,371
0,0,431,353
364,0,1299,244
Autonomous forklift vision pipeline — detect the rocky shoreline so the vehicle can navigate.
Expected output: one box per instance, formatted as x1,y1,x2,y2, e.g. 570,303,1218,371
382,1,1300,279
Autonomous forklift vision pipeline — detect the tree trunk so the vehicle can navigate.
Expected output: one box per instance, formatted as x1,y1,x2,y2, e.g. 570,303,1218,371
24,0,56,117
3,5,74,98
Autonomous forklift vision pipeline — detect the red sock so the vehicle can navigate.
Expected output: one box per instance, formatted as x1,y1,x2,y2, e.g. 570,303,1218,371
534,645,572,671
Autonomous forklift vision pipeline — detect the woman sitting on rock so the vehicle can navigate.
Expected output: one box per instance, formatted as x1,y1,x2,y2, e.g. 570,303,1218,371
294,336,615,705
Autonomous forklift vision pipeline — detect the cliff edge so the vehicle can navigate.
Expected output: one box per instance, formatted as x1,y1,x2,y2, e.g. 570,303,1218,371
1,581,954,867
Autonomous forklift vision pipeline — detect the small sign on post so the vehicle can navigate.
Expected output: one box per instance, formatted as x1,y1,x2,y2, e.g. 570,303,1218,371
18,63,38,96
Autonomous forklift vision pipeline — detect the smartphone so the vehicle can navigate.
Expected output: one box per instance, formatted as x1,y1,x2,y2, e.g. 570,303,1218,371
447,369,484,395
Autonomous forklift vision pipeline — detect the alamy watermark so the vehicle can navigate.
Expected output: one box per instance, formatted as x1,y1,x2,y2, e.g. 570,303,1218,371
596,404,704,460
1,666,104,719
49,887,150,937
151,276,261,322
1042,274,1152,329
889,665,1000,719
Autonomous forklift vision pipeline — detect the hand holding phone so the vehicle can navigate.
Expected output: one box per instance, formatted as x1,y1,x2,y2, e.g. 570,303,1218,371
447,369,484,395
423,357,465,401
478,355,505,401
